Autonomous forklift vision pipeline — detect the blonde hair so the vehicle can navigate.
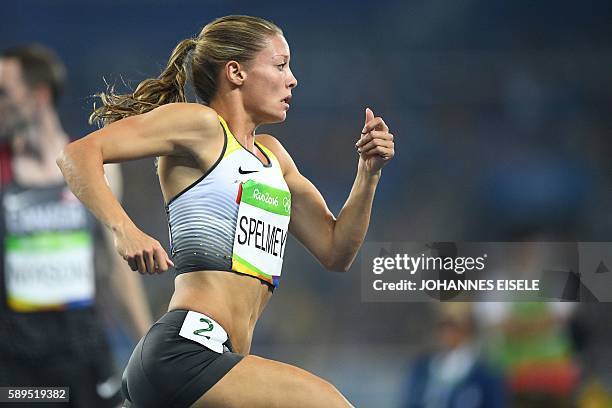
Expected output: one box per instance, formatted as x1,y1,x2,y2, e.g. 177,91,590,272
90,15,283,127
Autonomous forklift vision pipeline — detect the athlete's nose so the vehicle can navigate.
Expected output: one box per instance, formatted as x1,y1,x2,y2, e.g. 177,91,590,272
287,67,297,89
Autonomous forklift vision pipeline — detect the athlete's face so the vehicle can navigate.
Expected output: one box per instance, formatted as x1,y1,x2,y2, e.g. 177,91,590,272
438,318,471,349
242,34,297,124
0,58,36,140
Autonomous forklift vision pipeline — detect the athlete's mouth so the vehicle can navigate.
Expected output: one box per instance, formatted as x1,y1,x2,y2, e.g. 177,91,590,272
281,95,292,104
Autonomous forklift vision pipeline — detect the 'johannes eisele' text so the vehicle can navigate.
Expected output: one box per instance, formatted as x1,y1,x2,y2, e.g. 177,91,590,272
372,279,540,291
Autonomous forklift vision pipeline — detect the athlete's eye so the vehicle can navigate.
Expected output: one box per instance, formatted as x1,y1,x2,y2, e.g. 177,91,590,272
277,63,286,70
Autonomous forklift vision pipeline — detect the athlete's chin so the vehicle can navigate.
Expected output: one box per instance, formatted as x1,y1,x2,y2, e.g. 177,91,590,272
276,111,287,122
260,111,287,125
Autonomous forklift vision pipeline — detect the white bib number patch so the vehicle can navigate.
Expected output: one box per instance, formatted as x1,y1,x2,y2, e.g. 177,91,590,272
179,311,229,354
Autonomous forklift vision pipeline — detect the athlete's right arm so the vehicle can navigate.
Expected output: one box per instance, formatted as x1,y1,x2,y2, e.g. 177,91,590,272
57,103,222,274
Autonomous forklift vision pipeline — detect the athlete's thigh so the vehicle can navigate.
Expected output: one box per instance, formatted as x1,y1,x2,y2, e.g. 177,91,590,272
192,355,353,408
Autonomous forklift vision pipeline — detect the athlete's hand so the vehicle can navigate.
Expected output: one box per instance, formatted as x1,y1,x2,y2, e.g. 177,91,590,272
113,223,174,274
355,108,395,175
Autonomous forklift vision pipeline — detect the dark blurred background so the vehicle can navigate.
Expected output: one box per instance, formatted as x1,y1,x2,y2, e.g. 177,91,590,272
2,0,611,406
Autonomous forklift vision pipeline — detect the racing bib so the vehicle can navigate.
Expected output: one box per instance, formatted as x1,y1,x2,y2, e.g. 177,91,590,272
179,311,228,354
232,179,291,287
5,231,95,312
1,170,96,312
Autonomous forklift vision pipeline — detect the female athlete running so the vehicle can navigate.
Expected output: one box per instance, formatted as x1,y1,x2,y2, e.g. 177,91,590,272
57,15,394,408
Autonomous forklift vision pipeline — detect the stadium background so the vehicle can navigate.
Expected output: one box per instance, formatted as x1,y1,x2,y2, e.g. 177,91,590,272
2,0,612,406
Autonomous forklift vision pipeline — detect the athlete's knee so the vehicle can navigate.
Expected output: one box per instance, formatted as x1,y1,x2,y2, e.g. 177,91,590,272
287,366,349,406
300,374,352,407
312,376,337,395
320,380,351,405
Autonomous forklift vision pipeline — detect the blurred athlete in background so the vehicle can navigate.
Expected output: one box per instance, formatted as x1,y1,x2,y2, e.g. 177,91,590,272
0,44,153,407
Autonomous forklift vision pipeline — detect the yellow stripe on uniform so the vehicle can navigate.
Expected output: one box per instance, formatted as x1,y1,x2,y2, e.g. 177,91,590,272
218,115,242,157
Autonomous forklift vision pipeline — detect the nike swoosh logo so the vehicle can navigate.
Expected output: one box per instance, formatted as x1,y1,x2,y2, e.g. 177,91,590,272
238,167,259,174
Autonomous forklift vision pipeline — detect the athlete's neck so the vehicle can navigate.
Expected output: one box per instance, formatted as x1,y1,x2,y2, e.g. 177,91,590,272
209,99,257,153
11,107,68,186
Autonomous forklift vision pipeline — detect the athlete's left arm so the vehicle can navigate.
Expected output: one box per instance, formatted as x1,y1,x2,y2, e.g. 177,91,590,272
101,163,153,339
261,108,394,272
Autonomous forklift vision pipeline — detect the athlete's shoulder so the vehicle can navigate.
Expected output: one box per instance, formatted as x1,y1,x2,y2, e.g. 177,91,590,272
256,133,282,150
147,102,221,135
256,134,297,175
129,103,223,156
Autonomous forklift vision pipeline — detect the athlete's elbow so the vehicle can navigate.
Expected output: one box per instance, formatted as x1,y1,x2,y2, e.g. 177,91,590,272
329,263,352,273
57,140,98,172
322,256,353,273
56,145,72,173
56,142,80,175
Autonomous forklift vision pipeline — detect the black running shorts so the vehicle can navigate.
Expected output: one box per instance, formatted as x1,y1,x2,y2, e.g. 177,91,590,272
121,309,243,408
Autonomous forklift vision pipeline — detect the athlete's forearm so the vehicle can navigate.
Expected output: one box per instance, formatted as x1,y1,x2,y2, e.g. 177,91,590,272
57,140,137,234
328,165,380,271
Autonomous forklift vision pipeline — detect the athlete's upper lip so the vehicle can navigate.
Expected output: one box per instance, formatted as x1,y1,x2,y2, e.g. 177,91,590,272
282,95,292,103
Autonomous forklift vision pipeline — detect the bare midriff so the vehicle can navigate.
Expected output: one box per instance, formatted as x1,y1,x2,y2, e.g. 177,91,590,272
168,270,273,355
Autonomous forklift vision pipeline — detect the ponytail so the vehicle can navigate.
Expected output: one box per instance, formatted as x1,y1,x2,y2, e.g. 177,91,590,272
90,16,284,127
90,38,196,127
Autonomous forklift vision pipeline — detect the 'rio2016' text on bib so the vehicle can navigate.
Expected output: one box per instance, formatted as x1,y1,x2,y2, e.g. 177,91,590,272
232,180,290,287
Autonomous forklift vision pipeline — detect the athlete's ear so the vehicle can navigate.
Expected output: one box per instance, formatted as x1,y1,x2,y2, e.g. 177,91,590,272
225,60,247,86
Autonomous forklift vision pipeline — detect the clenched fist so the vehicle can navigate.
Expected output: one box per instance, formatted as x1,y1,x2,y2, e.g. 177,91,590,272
356,107,395,175
114,223,174,274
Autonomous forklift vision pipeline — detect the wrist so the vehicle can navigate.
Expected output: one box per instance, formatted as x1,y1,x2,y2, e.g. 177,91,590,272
110,219,135,236
356,166,381,186
357,162,382,183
